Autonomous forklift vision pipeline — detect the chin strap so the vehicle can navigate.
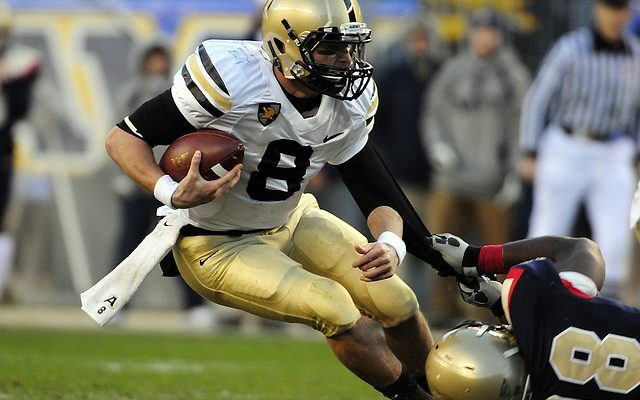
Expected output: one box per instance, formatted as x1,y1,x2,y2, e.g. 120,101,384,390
266,41,281,69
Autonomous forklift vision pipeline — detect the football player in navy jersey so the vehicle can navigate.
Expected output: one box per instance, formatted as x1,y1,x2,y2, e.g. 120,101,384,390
103,0,450,398
428,233,640,399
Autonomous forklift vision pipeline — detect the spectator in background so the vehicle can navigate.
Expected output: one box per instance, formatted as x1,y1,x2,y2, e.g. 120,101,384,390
110,39,171,276
628,0,640,36
520,0,640,301
373,16,442,199
371,15,443,309
0,6,41,302
422,8,530,325
110,39,214,329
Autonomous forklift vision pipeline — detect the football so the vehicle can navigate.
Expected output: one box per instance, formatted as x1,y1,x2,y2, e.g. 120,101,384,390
159,129,244,182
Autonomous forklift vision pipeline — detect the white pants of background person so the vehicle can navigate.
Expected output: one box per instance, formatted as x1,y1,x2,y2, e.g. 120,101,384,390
0,233,14,300
528,125,635,299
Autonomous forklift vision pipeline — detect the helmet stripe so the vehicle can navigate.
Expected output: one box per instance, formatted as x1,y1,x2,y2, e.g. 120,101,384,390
281,18,311,62
343,0,357,22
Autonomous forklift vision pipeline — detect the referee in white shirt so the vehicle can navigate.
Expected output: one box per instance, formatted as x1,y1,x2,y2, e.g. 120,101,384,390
520,0,640,300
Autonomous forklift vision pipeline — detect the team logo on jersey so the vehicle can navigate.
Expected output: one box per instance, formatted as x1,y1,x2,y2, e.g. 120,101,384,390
258,103,281,126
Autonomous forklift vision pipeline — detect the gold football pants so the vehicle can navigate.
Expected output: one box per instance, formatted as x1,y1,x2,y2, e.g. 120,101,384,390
174,194,418,337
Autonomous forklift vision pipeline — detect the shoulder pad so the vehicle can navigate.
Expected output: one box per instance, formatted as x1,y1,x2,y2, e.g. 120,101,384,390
177,40,265,117
558,271,598,298
347,78,377,120
365,79,379,120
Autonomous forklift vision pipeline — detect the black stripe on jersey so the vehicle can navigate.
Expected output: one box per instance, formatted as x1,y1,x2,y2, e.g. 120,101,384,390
181,65,224,118
197,44,229,95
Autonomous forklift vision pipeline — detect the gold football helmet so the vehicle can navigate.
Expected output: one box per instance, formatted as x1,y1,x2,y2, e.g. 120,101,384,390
426,321,530,400
261,0,373,100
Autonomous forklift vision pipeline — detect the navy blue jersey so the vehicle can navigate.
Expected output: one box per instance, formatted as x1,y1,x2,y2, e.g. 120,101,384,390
504,259,640,400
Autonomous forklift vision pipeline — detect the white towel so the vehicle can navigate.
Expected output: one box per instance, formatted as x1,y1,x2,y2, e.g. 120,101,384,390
80,213,187,326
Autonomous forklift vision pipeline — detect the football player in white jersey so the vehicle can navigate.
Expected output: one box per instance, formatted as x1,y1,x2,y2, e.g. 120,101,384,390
105,1,443,398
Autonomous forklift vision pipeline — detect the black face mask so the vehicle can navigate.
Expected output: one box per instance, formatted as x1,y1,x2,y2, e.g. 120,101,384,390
293,60,373,100
283,21,374,100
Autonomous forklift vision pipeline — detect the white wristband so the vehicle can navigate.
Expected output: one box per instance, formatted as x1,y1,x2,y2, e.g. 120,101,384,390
153,174,179,208
377,231,407,265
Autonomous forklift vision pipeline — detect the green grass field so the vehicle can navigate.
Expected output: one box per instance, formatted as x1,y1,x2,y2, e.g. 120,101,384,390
0,328,382,400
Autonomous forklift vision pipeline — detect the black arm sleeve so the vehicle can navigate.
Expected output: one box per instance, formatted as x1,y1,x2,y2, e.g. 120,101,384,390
116,89,196,147
336,142,455,276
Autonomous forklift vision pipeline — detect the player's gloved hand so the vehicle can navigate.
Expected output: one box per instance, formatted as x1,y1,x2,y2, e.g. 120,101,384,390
457,275,504,317
429,233,479,276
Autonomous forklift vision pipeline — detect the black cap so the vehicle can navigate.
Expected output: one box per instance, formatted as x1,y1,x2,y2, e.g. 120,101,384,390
468,8,502,30
597,0,630,8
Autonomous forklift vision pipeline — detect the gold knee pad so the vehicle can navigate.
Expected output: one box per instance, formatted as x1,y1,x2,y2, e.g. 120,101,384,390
360,281,419,328
173,231,362,338
303,276,361,337
291,205,420,329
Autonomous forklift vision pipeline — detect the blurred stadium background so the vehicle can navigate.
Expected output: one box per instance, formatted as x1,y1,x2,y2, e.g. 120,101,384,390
0,0,638,344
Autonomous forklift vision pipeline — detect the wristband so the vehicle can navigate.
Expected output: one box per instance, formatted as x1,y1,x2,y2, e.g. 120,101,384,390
477,245,505,275
461,245,481,275
377,231,407,265
153,174,179,209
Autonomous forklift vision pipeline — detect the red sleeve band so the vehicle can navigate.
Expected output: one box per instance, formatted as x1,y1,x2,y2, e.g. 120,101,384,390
477,244,506,275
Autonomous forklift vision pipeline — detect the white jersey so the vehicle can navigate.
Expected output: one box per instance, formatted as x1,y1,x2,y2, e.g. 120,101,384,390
169,40,378,231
